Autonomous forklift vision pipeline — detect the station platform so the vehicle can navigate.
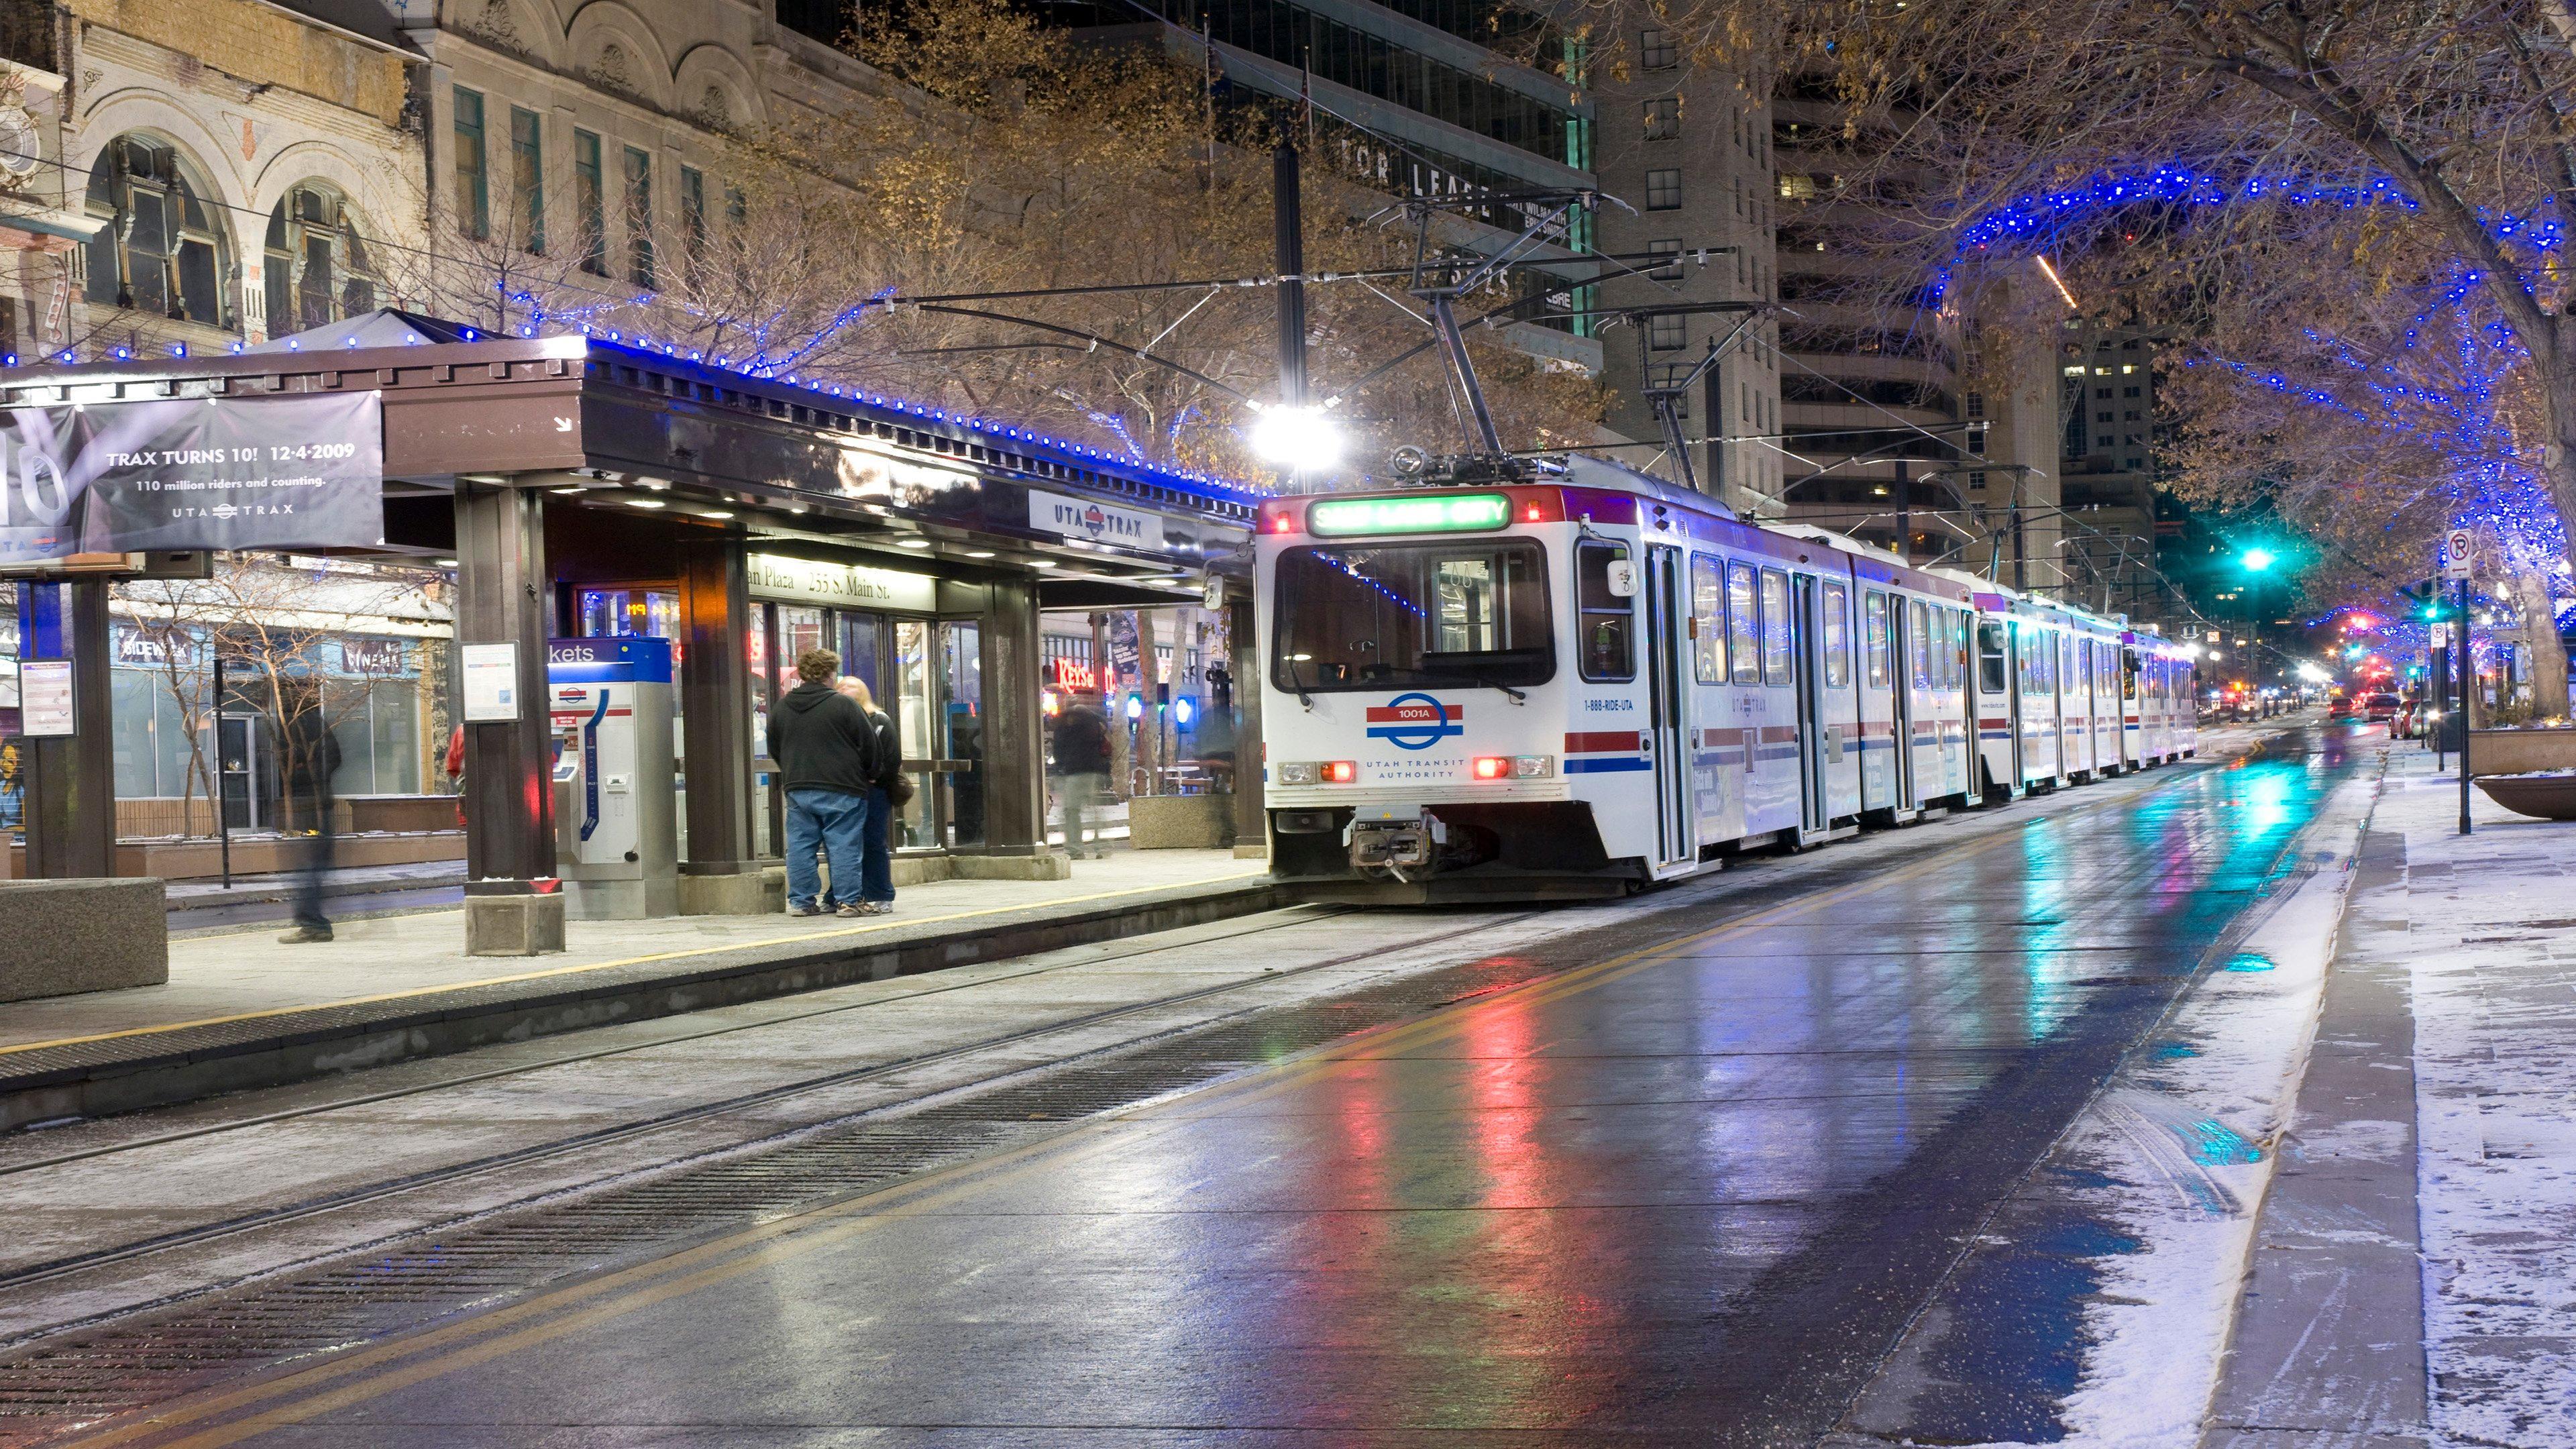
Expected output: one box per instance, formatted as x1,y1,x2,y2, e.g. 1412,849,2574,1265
0,849,1275,1132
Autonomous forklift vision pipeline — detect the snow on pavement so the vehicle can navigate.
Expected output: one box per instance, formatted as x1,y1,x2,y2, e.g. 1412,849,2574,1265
2377,750,2576,1448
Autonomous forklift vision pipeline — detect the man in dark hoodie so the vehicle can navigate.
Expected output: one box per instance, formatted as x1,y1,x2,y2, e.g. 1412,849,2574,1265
765,648,881,917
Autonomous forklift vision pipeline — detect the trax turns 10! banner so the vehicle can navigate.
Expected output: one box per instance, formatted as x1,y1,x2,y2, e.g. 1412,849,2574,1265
0,392,386,566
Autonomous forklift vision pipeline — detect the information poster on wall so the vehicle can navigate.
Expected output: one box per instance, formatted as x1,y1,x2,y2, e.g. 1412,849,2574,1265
460,642,522,723
0,392,385,565
17,658,74,736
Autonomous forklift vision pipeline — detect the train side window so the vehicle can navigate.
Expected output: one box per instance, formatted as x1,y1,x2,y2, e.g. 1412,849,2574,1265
2121,647,2141,700
1864,591,1890,689
1759,568,1792,686
1690,554,1725,683
1979,620,2008,694
1576,541,1635,682
1948,612,1967,689
1822,582,1851,687
1934,610,1955,689
1727,561,1760,685
1907,601,1931,690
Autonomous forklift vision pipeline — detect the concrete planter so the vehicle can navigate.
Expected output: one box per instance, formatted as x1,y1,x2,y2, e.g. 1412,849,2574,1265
1128,793,1236,850
0,879,169,1002
2475,773,2576,821
2468,727,2576,776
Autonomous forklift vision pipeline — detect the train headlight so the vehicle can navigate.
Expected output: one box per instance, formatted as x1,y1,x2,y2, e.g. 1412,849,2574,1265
1277,762,1321,786
1321,761,1359,784
1472,756,1511,780
1513,755,1556,778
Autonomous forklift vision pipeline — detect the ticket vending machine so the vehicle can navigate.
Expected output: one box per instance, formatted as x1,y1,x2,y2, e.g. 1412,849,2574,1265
548,637,678,919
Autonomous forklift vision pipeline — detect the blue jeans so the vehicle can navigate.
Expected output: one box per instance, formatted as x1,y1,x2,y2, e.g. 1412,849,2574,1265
785,788,870,912
859,786,896,904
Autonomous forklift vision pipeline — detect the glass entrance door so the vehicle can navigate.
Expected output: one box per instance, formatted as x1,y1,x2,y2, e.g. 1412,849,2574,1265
883,617,985,851
216,712,264,831
893,620,936,849
941,621,983,849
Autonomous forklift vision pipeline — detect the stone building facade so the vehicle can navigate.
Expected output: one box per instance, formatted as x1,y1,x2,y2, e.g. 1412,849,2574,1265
0,0,423,356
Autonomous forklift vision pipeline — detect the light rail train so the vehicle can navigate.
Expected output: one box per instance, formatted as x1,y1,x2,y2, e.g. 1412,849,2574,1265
1256,458,2196,902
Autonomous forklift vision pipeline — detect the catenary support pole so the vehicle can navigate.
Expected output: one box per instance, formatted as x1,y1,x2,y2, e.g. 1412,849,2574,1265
213,651,231,890
2459,576,2473,836
1273,140,1307,413
1894,459,1912,566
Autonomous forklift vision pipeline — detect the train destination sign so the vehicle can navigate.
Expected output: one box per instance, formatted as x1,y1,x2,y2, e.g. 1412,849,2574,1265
0,392,384,566
1308,492,1511,537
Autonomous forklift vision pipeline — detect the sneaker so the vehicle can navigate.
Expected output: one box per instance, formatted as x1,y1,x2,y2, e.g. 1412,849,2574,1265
278,925,334,944
788,903,824,918
863,901,893,916
834,902,865,918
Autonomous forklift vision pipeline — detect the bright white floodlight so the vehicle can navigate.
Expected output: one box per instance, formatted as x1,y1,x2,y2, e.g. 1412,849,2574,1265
1249,405,1344,471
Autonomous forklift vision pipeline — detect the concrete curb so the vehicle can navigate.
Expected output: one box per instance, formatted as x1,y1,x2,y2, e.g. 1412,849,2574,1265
0,877,1288,1132
2202,749,2434,1448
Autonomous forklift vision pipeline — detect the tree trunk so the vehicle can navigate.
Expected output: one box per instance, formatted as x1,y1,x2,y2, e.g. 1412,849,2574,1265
2536,358,2576,720
2514,569,2569,720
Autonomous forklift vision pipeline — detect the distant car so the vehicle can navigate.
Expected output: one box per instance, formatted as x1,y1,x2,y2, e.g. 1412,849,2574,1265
2394,698,2420,737
2326,696,2360,720
2363,692,2401,722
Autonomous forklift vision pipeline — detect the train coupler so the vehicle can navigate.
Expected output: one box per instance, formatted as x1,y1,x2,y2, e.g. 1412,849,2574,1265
1348,810,1444,881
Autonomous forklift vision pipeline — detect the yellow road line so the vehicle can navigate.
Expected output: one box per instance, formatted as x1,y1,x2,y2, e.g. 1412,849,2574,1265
75,817,2039,1449
0,871,1269,1061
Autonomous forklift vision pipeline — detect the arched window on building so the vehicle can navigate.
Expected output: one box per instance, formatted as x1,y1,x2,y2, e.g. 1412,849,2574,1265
264,182,380,334
83,134,230,327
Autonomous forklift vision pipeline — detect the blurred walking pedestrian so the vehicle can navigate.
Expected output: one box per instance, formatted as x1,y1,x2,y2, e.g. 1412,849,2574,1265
1051,692,1112,859
278,679,343,944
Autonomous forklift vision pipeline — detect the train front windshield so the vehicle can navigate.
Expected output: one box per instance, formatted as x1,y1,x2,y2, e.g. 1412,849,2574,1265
1272,541,1554,692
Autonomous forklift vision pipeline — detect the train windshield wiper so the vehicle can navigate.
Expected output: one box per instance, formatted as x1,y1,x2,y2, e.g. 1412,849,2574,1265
1283,654,1316,709
1472,674,1528,704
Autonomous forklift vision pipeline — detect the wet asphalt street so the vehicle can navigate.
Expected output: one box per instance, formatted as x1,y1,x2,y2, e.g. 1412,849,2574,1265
57,727,2361,1448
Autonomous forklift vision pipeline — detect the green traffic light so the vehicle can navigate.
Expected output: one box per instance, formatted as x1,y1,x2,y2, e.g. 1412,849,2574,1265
2239,547,2277,572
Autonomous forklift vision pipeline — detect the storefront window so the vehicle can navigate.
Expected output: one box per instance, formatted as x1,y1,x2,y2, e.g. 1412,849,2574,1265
777,606,826,672
839,612,882,697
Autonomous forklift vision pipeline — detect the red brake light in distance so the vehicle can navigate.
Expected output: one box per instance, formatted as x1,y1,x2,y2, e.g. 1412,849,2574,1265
1322,761,1358,784
1472,756,1511,780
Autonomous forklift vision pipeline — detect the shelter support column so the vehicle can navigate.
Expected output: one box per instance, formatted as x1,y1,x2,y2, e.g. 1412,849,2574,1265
17,580,116,878
453,479,564,955
676,535,765,914
973,578,1060,876
1230,594,1266,860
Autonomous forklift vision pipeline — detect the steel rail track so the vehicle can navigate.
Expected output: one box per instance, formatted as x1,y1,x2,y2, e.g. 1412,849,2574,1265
0,902,1554,1302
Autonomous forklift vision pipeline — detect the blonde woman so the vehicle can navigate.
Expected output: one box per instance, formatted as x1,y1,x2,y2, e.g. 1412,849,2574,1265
834,676,901,914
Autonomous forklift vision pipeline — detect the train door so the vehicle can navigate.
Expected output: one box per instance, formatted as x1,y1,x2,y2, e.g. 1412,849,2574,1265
1975,615,2017,800
1792,573,1827,835
1889,596,1918,810
1858,589,1893,811
1644,545,1693,867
